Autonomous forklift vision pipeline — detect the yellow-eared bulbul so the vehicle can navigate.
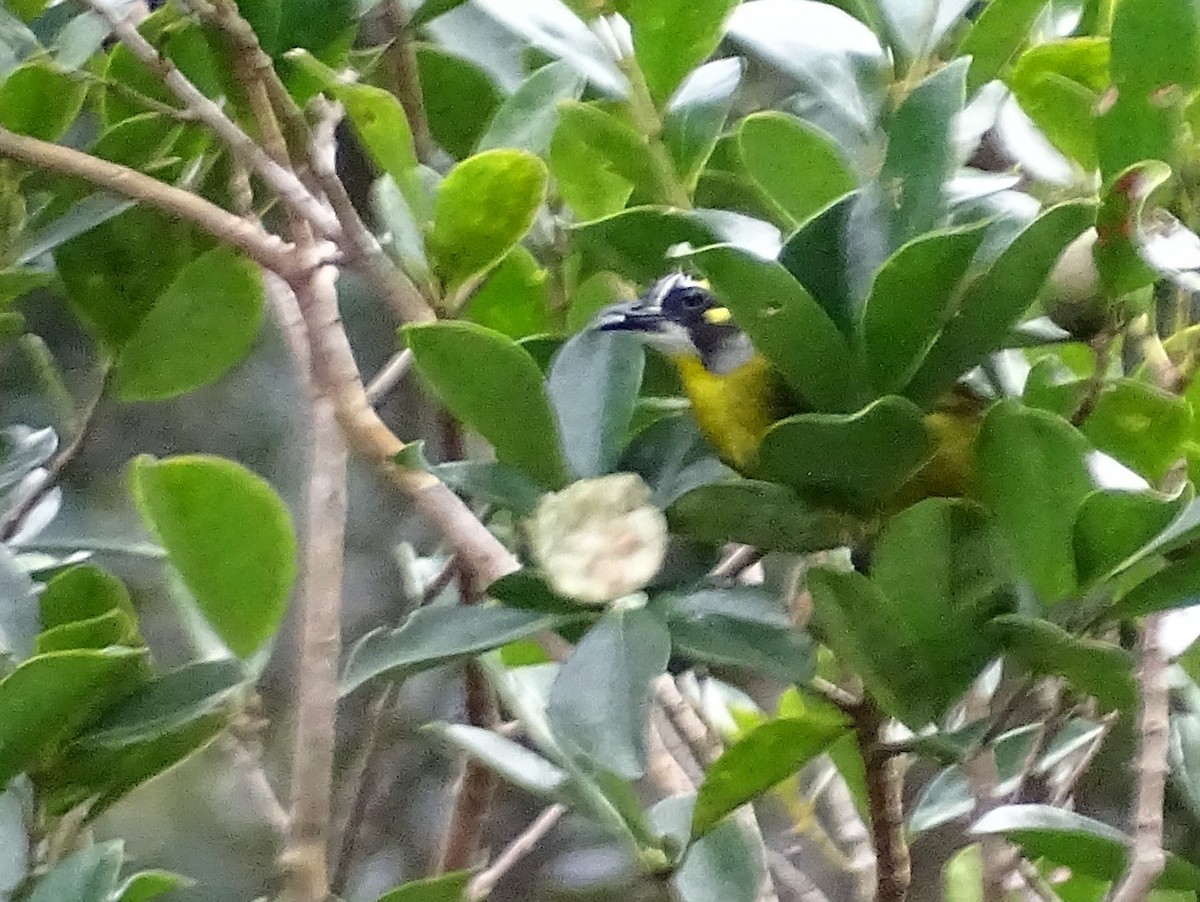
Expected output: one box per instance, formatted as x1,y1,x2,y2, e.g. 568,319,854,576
595,272,982,507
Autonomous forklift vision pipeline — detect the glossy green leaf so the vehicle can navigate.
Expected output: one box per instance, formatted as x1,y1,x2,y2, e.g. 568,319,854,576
428,721,567,797
667,480,859,553
130,455,297,658
691,711,847,838
371,174,432,289
1094,160,1170,297
1117,554,1200,618
757,396,933,507
1073,488,1188,587
691,245,869,411
738,112,855,228
976,403,1093,603
618,0,737,106
861,223,989,394
778,192,860,335
877,0,973,64
0,648,147,785
663,59,742,188
905,201,1095,407
416,45,502,160
972,804,1200,891
957,0,1052,92
375,871,470,902
546,331,644,479
39,564,136,630
341,606,568,696
1007,38,1108,169
673,811,762,902
114,869,193,902
429,149,548,294
477,61,586,157
550,102,654,219
27,840,122,902
35,610,140,655
404,321,569,488
113,247,264,401
574,206,720,284
409,0,470,29
463,246,551,339
991,615,1135,711
547,604,670,778
0,60,85,141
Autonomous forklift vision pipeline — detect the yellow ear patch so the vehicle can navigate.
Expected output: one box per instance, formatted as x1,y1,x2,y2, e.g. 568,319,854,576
703,306,733,325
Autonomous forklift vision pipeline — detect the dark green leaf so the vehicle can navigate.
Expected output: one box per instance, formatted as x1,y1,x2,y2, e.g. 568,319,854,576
375,871,470,902
663,58,742,187
619,0,737,106
778,192,864,335
861,223,989,394
0,60,85,141
430,460,544,516
905,201,1095,408
476,60,586,157
957,0,1052,92
416,45,501,160
404,321,569,488
1073,488,1188,587
429,149,548,294
574,206,720,285
738,112,855,228
547,331,644,479
757,396,933,507
341,606,568,696
976,403,1093,603
487,571,583,616
1094,160,1169,297
691,245,869,412
130,455,297,658
991,615,1135,711
113,247,264,401
27,840,122,902
691,711,847,838
547,605,670,778
1118,554,1200,618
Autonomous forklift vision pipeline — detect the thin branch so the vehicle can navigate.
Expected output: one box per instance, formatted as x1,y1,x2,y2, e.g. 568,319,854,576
0,127,306,279
383,0,436,164
0,369,110,543
366,349,414,405
84,0,342,241
1049,712,1117,807
1070,329,1116,427
1108,614,1170,902
853,702,910,902
1017,858,1064,902
765,849,834,902
467,804,565,901
710,544,764,586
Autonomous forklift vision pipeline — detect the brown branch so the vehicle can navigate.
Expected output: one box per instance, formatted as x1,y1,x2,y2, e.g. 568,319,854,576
1108,614,1169,902
0,127,307,279
383,0,436,164
853,701,910,902
83,0,342,241
466,804,565,901
0,368,109,543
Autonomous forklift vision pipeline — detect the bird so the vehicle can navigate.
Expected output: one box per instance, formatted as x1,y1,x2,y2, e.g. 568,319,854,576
594,271,983,510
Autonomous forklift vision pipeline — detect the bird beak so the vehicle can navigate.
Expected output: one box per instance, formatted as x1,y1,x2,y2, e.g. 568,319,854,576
592,297,665,333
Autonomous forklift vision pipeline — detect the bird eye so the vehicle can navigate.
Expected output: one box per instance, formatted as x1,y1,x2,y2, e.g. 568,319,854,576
677,289,708,311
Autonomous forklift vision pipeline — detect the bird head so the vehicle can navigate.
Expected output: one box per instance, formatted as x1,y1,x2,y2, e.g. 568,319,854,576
592,273,754,375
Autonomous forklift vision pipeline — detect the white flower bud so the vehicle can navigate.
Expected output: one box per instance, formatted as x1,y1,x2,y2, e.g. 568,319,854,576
526,473,668,604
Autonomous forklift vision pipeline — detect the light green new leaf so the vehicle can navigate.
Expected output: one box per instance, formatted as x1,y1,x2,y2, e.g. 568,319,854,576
114,247,264,401
429,149,548,294
404,321,569,488
130,455,297,658
463,246,551,339
550,102,657,219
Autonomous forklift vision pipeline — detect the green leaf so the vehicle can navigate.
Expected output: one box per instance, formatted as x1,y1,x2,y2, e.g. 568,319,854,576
673,810,762,902
113,247,264,401
477,61,586,157
8,0,47,22
1073,488,1188,587
574,206,721,285
415,45,502,160
376,871,470,902
546,331,644,479
667,480,858,553
428,721,567,796
905,201,1095,407
549,102,654,219
114,869,193,902
462,246,551,339
876,0,973,64
431,460,544,516
409,0,470,29
976,403,1093,603
1117,554,1200,618
778,192,861,335
942,845,984,902
618,0,737,106
738,112,855,228
1094,160,1170,297
129,455,297,658
957,0,1052,92
991,615,1135,711
663,59,742,188
1082,381,1190,481
690,245,869,412
341,606,568,696
972,804,1200,892
757,396,933,507
404,321,569,488
83,658,245,747
0,648,147,785
429,149,548,294
547,605,670,778
371,174,432,289
40,564,136,629
0,60,86,141
861,223,990,394
35,610,140,655
691,711,848,838
27,840,122,902
0,268,50,306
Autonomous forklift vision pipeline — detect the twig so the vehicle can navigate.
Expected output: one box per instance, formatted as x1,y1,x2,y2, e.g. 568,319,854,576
810,678,861,716
765,849,834,902
819,766,875,901
365,349,414,405
654,675,722,768
0,127,307,279
1049,712,1117,807
1070,330,1115,427
853,701,910,902
467,804,565,901
1017,858,1064,902
0,369,109,543
710,544,764,586
383,0,436,164
1108,613,1170,902
84,0,342,241
422,554,459,605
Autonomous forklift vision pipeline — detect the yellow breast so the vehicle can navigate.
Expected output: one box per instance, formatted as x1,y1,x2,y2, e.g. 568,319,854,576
671,354,792,472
